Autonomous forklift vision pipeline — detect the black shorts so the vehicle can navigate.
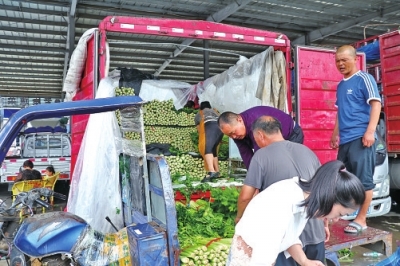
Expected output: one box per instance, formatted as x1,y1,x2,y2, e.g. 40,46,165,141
204,121,223,156
337,137,376,191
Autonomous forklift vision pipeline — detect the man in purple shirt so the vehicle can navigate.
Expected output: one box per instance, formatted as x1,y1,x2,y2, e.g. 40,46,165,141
218,106,303,169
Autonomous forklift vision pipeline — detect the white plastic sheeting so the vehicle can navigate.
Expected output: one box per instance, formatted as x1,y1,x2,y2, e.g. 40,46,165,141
139,79,193,110
63,28,97,101
67,77,124,234
197,47,288,113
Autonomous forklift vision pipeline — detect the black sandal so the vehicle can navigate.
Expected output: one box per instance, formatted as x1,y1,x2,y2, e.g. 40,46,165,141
201,172,219,183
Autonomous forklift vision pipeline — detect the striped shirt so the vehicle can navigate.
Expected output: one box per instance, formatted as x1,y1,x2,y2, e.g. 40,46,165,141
335,70,381,145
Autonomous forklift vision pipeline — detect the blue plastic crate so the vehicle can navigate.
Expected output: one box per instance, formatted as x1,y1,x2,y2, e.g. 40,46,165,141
127,223,168,265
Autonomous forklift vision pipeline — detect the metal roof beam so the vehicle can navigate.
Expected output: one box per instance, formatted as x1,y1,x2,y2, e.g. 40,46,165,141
1,69,61,75
0,91,62,98
0,35,65,44
0,83,61,88
154,0,252,77
0,15,67,27
77,2,206,19
292,4,400,45
0,82,61,86
0,57,63,64
0,74,61,80
0,26,66,36
110,54,236,65
0,44,65,53
0,63,63,70
62,0,78,84
0,4,66,16
0,87,60,92
0,51,64,58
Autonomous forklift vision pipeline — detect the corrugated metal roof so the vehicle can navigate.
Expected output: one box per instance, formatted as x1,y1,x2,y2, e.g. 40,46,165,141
0,0,399,99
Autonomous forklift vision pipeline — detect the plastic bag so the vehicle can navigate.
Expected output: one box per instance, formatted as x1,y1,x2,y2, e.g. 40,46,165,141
72,226,132,266
119,106,143,133
67,77,124,233
118,67,156,96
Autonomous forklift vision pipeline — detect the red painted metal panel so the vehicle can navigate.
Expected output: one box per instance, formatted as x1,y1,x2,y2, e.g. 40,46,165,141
97,16,291,87
380,31,400,153
70,34,96,179
98,16,289,46
296,46,365,164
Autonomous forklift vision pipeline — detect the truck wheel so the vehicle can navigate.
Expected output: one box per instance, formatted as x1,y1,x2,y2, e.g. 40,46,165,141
40,255,72,266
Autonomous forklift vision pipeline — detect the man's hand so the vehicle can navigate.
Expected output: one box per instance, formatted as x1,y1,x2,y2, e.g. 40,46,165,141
236,185,256,224
362,131,375,147
330,133,339,149
324,219,331,242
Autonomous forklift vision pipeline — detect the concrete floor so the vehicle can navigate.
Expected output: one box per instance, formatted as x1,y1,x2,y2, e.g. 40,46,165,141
339,204,400,266
0,184,398,265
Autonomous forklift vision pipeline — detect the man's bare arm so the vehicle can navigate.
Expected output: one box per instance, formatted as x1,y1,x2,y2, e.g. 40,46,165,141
235,185,256,224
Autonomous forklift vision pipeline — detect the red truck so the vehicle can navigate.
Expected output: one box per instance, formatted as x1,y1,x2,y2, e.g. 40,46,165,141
70,16,400,219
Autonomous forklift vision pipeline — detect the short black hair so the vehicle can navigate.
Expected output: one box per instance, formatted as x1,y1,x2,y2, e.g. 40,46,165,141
251,116,282,134
218,111,239,126
22,160,34,169
21,169,42,180
299,160,365,218
200,101,212,110
184,100,195,108
32,169,42,180
20,169,35,181
46,165,55,175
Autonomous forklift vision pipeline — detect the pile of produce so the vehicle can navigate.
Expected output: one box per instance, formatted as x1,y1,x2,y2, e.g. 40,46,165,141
180,238,232,266
166,154,229,181
174,182,239,243
115,95,197,153
175,184,240,265
139,126,196,152
114,86,230,178
143,99,196,126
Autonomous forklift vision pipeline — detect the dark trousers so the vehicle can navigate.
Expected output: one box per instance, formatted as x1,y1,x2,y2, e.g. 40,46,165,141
288,123,304,144
274,242,325,266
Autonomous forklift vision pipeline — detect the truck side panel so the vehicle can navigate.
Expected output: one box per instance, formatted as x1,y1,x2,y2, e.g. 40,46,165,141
295,46,366,164
380,31,400,153
71,32,98,178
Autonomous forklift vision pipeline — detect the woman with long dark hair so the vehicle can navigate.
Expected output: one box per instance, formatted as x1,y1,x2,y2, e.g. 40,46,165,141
227,160,365,266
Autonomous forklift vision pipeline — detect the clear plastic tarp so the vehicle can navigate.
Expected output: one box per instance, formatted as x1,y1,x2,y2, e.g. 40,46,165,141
71,226,132,266
67,77,124,233
197,47,288,113
139,79,193,110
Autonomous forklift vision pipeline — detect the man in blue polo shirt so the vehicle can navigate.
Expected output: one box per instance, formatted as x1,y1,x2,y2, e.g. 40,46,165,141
330,45,381,234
